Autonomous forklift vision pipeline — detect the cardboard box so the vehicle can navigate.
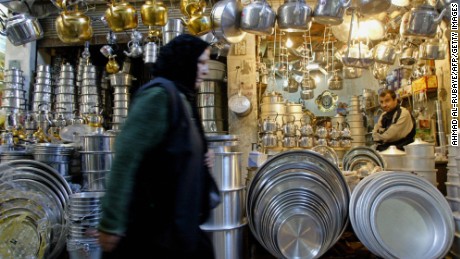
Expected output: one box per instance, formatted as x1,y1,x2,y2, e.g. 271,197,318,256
412,75,438,93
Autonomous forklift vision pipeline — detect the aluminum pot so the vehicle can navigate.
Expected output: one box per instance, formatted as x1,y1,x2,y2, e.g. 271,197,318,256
399,44,418,65
261,102,286,117
80,151,114,171
400,5,446,38
313,0,350,25
80,86,98,95
419,38,447,60
277,0,312,32
35,77,52,85
80,94,99,103
55,86,75,94
328,71,343,90
112,108,129,117
200,188,245,228
199,106,223,120
81,132,116,152
228,91,251,117
113,93,130,102
1,13,44,46
210,0,246,44
403,138,434,156
113,100,129,109
107,72,136,86
373,40,398,65
240,0,276,35
261,91,284,103
113,86,130,94
3,88,25,98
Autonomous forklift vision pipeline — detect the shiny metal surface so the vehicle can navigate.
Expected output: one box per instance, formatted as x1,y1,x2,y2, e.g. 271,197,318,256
210,0,247,44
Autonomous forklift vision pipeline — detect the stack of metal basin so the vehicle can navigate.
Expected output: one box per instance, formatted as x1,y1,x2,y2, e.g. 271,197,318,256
79,64,101,115
2,68,26,113
54,63,76,121
32,143,75,181
32,65,52,113
201,134,246,259
66,191,104,259
80,131,116,191
162,18,184,45
108,72,135,131
198,60,227,134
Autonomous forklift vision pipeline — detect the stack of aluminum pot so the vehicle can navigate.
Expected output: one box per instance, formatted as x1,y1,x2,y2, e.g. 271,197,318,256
79,64,101,115
200,134,246,259
66,192,104,259
2,68,26,113
55,63,76,121
80,131,116,191
347,95,366,147
108,72,135,131
403,138,436,185
198,60,227,134
32,65,52,113
32,143,75,181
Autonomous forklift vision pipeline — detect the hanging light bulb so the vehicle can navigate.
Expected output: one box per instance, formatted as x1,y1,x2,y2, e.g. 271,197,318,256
286,38,293,48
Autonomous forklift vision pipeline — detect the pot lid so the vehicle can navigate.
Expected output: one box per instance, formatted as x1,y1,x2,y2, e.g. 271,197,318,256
407,138,434,146
379,145,406,156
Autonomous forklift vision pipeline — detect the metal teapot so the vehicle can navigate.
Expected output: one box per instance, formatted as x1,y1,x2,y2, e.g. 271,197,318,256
240,0,276,36
1,13,44,46
141,0,168,26
124,41,143,58
277,0,312,32
260,114,279,133
55,0,93,43
400,4,446,38
104,0,139,32
180,0,206,17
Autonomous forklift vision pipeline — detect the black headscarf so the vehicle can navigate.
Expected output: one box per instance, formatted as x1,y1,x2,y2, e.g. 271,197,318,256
151,34,210,102
150,34,210,152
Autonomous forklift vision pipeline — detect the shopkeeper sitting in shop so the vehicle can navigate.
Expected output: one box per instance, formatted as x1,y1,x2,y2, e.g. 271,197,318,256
372,89,416,151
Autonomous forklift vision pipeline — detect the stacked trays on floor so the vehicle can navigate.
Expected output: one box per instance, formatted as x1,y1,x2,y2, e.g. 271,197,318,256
66,192,104,259
80,131,116,191
247,150,350,259
350,171,454,259
0,159,72,258
446,140,460,258
201,134,245,259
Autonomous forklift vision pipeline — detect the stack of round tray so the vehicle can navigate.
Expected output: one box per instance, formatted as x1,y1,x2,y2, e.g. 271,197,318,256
247,150,350,258
350,171,454,258
0,159,72,258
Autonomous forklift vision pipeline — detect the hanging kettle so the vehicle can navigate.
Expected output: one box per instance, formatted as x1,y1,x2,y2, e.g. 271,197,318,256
240,0,276,35
400,4,447,38
277,0,312,32
141,0,168,26
55,0,93,44
104,0,139,32
1,13,44,46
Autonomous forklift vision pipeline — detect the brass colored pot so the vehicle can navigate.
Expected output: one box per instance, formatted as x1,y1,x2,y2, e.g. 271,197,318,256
181,15,212,36
55,1,93,44
105,0,138,32
141,0,168,26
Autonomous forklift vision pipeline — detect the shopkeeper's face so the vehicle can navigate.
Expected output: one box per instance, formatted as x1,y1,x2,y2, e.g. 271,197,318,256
379,93,398,112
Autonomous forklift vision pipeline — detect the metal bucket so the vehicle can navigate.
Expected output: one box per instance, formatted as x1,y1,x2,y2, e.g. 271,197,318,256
81,133,116,152
201,223,246,259
200,187,246,229
211,152,243,190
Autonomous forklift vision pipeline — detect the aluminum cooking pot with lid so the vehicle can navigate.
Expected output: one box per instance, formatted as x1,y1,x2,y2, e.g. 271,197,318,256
419,37,447,60
1,13,44,46
277,0,312,32
240,0,276,35
373,40,398,65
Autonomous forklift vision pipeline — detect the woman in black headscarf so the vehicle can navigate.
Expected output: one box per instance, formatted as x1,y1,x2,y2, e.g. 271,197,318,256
97,34,219,259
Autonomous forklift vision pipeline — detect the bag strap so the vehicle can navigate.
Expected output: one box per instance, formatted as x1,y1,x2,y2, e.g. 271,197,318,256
135,77,181,129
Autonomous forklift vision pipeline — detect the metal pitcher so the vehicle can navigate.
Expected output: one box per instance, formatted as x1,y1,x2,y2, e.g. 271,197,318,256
1,13,44,46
